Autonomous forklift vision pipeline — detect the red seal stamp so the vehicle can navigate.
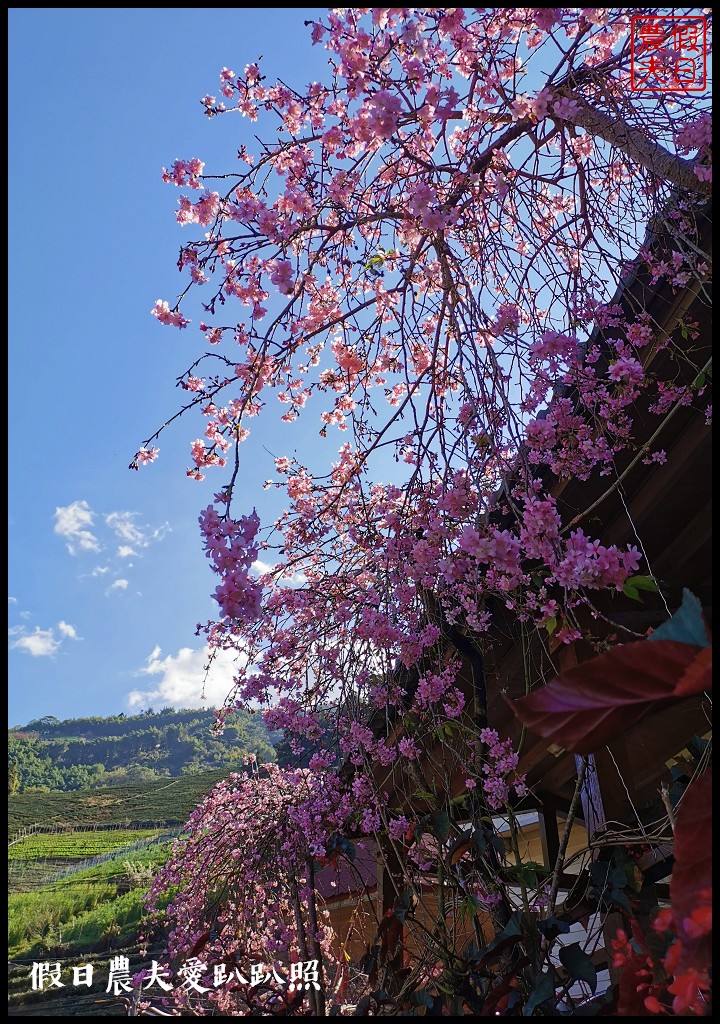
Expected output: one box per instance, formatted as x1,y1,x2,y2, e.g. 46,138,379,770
631,15,707,92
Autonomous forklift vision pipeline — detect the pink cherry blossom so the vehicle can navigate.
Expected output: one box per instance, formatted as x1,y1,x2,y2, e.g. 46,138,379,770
138,11,712,1012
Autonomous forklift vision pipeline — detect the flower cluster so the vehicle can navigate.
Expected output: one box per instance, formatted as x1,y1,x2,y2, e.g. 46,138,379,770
478,728,528,809
199,501,262,623
147,766,349,1014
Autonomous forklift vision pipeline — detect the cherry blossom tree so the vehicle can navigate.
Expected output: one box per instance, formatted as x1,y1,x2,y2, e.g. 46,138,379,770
139,8,712,1015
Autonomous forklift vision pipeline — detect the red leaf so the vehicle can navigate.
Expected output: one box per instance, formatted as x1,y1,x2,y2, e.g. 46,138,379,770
508,640,708,755
674,646,712,697
188,929,210,958
617,955,654,1016
670,773,712,973
378,909,402,960
482,973,521,1016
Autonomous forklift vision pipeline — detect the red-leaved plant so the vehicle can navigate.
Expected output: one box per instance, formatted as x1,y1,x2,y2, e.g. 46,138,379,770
511,590,712,1016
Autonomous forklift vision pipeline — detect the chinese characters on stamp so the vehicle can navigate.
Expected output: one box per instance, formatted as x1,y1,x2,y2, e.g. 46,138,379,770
631,15,707,92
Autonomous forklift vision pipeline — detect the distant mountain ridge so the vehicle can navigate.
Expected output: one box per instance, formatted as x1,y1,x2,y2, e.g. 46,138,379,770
8,706,277,792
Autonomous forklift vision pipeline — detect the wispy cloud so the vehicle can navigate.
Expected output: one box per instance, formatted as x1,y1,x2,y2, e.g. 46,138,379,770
8,596,18,605
54,500,100,555
55,502,170,565
128,644,245,709
109,579,129,592
252,559,274,575
57,621,79,639
105,511,170,552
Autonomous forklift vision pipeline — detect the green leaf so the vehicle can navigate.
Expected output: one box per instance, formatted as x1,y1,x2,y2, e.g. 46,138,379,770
589,862,610,888
505,861,551,887
448,996,466,1017
504,864,537,887
625,574,659,593
461,896,477,919
490,833,507,856
471,829,487,856
559,942,597,993
465,940,482,961
480,909,524,959
669,777,688,807
692,371,706,389
538,916,571,941
611,866,629,890
413,789,436,802
622,575,661,601
409,989,434,1010
497,909,523,941
524,971,556,1016
545,616,558,634
649,589,709,648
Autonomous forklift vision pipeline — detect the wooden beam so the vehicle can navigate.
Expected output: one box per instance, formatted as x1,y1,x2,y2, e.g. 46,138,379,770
537,797,560,870
602,417,710,547
651,501,712,580
592,740,638,826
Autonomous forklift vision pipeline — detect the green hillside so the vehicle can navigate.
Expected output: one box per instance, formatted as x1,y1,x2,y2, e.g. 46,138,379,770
6,709,286,1013
8,706,276,793
8,769,230,832
7,768,230,1015
8,839,176,1016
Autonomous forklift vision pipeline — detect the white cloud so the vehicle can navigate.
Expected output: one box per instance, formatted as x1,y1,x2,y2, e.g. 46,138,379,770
54,504,169,568
252,559,274,575
54,500,101,555
8,596,17,604
109,579,129,592
92,566,110,576
128,644,245,709
57,621,79,639
12,627,61,657
252,559,307,588
105,511,170,550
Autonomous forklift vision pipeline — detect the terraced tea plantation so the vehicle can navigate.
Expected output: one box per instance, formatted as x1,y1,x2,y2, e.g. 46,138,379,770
9,828,162,862
8,828,172,895
8,774,225,1015
8,825,185,1014
8,831,176,951
8,769,227,832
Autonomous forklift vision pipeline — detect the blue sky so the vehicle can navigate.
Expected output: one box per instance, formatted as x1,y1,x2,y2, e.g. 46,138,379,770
8,7,328,726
